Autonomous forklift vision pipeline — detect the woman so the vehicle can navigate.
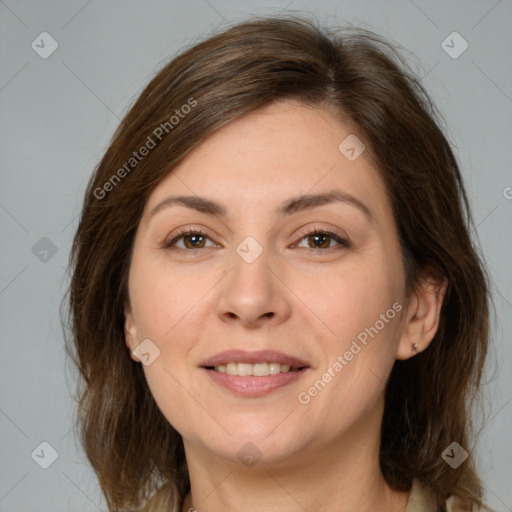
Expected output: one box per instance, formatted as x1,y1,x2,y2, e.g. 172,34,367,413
64,15,492,512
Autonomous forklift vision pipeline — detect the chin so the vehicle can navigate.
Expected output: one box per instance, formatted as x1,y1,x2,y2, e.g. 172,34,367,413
190,422,308,466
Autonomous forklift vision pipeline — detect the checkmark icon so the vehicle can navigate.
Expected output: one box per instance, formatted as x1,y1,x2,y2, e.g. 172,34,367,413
236,236,263,263
31,32,58,59
338,134,365,161
441,32,468,59
441,441,468,468
237,442,262,468
31,441,59,469
132,339,161,366
31,237,58,263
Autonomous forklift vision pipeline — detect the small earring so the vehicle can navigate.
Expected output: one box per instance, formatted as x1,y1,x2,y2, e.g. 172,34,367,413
128,346,141,363
412,343,418,353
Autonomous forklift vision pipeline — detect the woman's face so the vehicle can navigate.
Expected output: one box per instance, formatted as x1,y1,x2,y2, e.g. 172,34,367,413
125,100,410,467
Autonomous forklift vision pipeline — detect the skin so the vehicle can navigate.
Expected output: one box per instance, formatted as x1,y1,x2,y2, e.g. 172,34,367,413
124,99,446,512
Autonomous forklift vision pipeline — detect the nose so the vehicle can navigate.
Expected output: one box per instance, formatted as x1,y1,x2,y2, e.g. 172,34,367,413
215,246,292,329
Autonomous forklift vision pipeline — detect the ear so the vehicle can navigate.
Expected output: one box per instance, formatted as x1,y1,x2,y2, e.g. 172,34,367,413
396,274,448,360
124,303,141,363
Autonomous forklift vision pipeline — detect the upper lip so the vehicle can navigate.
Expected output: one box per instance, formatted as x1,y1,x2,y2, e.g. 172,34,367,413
200,349,310,369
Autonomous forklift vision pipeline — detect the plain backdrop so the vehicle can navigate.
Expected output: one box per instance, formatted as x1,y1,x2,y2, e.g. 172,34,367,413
0,1,511,510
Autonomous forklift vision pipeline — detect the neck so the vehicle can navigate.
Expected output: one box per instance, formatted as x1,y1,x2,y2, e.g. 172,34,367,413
180,397,410,512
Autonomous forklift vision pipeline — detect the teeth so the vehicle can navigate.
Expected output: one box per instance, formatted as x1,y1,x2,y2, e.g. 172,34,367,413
237,363,252,376
214,362,295,376
269,362,280,375
253,363,269,376
226,363,237,375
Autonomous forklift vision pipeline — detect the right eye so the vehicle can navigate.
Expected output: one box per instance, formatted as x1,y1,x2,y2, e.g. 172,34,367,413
163,229,217,250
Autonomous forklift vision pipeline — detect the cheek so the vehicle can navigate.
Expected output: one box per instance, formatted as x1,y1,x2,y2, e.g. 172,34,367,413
314,257,402,341
305,258,403,399
298,302,402,437
141,364,198,439
128,257,204,341
127,262,215,434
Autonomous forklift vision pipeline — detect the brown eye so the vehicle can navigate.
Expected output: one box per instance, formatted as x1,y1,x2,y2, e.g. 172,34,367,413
182,233,206,248
164,230,214,250
296,230,349,250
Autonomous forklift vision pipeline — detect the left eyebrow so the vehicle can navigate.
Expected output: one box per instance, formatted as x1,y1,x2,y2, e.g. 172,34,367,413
148,189,373,221
276,190,373,220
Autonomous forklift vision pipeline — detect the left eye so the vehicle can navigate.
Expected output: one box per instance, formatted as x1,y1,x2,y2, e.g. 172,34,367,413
296,230,349,250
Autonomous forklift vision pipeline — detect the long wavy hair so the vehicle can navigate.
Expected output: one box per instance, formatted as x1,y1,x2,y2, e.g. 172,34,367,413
63,14,493,512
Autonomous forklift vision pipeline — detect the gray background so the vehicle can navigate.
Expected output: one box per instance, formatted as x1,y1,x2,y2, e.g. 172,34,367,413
0,0,511,510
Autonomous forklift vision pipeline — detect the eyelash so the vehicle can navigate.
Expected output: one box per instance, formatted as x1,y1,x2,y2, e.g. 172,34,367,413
163,227,350,252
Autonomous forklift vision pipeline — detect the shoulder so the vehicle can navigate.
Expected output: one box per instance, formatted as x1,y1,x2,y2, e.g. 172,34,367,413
405,479,438,512
141,485,180,512
405,479,474,512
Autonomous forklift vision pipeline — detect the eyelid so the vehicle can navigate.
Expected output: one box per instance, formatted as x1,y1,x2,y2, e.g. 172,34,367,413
292,224,350,249
163,224,350,251
163,225,216,248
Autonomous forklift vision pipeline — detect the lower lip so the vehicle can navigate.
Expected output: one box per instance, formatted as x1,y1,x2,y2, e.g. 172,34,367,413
202,367,308,397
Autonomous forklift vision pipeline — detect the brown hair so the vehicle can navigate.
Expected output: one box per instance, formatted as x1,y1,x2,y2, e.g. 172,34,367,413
63,14,493,512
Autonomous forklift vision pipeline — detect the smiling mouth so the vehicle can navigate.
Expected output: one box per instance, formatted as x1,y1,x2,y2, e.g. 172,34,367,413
200,349,310,396
205,362,307,376
202,363,309,397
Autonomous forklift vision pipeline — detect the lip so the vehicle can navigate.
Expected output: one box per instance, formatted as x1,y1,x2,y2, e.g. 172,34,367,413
203,367,308,397
200,349,310,369
199,349,311,398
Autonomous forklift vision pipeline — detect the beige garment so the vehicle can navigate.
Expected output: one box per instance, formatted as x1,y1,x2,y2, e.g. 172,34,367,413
406,479,464,512
150,478,467,512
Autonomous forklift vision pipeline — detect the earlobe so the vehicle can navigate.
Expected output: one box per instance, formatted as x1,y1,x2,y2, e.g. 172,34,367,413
124,306,141,363
396,275,448,360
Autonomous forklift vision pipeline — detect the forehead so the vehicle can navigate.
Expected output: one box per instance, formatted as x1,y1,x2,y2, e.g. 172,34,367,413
144,100,391,223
